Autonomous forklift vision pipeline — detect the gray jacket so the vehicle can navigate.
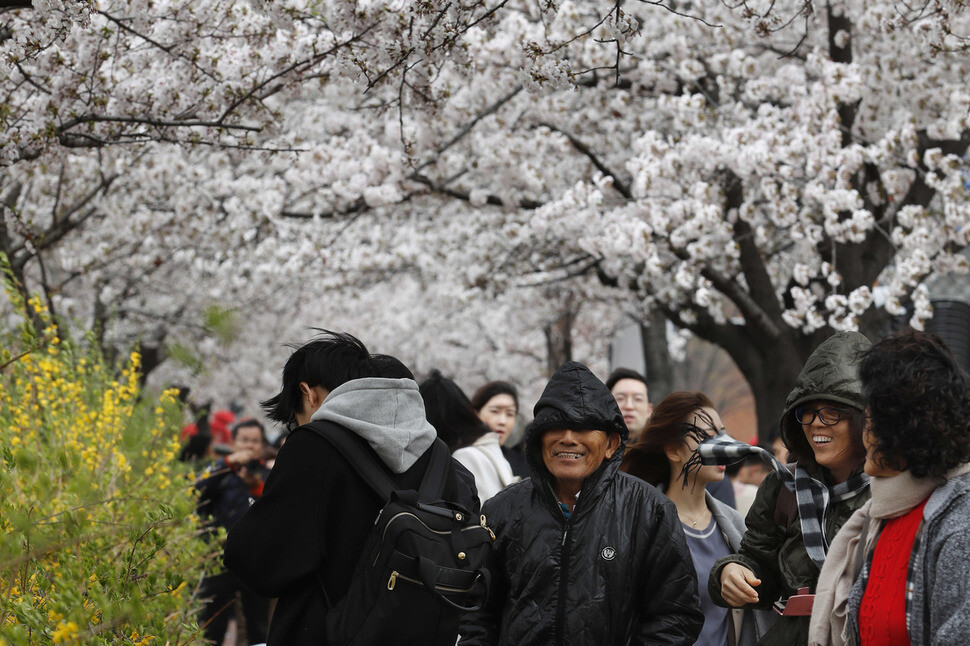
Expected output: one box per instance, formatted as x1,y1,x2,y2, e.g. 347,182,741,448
847,471,970,645
708,493,777,645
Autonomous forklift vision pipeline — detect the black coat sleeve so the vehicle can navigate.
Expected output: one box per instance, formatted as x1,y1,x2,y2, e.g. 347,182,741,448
634,495,704,645
709,471,785,610
223,431,331,597
194,458,229,519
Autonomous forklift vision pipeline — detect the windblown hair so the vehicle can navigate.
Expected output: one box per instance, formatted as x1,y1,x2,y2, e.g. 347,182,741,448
621,391,715,488
469,380,519,412
420,370,491,452
260,330,374,426
860,330,970,479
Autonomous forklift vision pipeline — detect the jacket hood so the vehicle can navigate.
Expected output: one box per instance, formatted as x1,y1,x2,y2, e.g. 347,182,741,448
780,330,871,462
525,361,628,485
311,377,437,473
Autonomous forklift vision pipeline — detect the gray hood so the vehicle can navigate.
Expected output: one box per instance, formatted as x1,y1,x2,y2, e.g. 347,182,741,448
310,377,437,473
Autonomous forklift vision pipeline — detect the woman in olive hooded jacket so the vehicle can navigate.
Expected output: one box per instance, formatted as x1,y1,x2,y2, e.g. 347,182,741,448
708,331,873,645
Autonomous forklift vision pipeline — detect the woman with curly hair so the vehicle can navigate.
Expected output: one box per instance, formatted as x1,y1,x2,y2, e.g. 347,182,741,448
809,330,970,646
622,391,773,646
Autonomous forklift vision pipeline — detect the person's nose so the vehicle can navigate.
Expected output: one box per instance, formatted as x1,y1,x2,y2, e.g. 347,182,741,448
559,430,579,444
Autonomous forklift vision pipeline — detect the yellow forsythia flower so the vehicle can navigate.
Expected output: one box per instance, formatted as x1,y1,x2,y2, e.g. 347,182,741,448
51,620,79,643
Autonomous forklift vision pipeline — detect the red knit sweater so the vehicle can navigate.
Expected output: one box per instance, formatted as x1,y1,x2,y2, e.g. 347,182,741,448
858,498,929,646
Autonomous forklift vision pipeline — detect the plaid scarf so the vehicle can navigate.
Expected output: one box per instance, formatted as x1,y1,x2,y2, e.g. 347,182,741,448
692,434,870,568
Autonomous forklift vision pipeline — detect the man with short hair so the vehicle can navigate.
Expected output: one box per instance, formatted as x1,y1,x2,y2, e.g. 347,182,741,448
195,418,271,645
224,334,479,646
606,368,652,443
460,361,703,646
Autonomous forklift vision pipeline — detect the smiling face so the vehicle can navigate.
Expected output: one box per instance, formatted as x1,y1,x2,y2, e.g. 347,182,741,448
798,399,860,482
541,428,621,503
477,393,517,446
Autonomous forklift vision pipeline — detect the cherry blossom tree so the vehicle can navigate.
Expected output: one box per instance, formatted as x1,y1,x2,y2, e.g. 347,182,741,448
330,0,970,435
3,0,969,436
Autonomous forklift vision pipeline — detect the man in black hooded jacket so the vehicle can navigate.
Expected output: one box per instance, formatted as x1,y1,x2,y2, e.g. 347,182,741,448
459,361,703,646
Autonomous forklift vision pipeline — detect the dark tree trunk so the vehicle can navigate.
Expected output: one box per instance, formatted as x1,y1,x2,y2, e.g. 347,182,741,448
640,311,673,402
699,325,816,443
543,308,575,375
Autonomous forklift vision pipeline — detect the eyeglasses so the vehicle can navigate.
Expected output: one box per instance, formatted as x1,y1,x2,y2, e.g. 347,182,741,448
793,406,851,426
614,394,648,405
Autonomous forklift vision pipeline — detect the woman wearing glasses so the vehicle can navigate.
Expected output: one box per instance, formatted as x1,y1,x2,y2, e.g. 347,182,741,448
709,331,873,645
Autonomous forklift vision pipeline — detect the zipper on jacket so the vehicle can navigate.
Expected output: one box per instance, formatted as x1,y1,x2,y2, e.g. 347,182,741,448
386,570,480,594
555,518,572,646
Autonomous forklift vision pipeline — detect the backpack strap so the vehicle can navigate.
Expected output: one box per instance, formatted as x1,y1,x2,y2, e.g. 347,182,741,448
304,421,451,503
418,439,450,500
305,420,397,502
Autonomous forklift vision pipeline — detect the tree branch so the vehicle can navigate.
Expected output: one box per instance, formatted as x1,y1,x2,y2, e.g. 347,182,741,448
413,85,523,174
409,173,543,209
538,121,632,199
719,169,786,335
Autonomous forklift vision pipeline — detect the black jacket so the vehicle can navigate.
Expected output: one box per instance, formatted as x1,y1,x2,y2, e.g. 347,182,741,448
195,457,268,534
224,378,479,646
460,362,703,646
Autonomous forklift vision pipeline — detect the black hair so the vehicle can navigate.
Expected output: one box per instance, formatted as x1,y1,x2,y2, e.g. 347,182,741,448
232,417,267,444
605,367,648,392
369,354,415,380
419,370,491,452
860,330,970,479
261,330,374,425
272,430,289,450
470,380,519,412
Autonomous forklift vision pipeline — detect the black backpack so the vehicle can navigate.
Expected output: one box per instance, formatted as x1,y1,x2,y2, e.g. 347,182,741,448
308,420,494,645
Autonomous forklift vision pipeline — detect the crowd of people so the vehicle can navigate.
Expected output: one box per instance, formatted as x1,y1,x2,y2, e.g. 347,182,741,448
182,327,970,646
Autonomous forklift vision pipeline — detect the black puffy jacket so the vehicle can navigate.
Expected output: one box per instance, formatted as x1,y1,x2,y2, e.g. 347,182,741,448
460,362,703,646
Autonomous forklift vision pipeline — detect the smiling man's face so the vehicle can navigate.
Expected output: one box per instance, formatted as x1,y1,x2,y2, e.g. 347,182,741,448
541,428,620,502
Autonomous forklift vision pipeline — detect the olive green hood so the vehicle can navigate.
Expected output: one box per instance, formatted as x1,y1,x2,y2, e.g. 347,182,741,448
780,330,872,463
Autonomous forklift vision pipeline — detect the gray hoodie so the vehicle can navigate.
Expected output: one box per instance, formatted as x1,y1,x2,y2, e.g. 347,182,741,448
310,377,437,473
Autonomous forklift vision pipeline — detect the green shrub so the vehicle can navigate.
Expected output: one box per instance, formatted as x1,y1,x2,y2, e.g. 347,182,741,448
0,292,211,644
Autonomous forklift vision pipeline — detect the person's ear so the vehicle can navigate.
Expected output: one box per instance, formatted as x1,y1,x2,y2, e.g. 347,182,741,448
664,442,685,465
299,382,325,410
605,432,622,458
